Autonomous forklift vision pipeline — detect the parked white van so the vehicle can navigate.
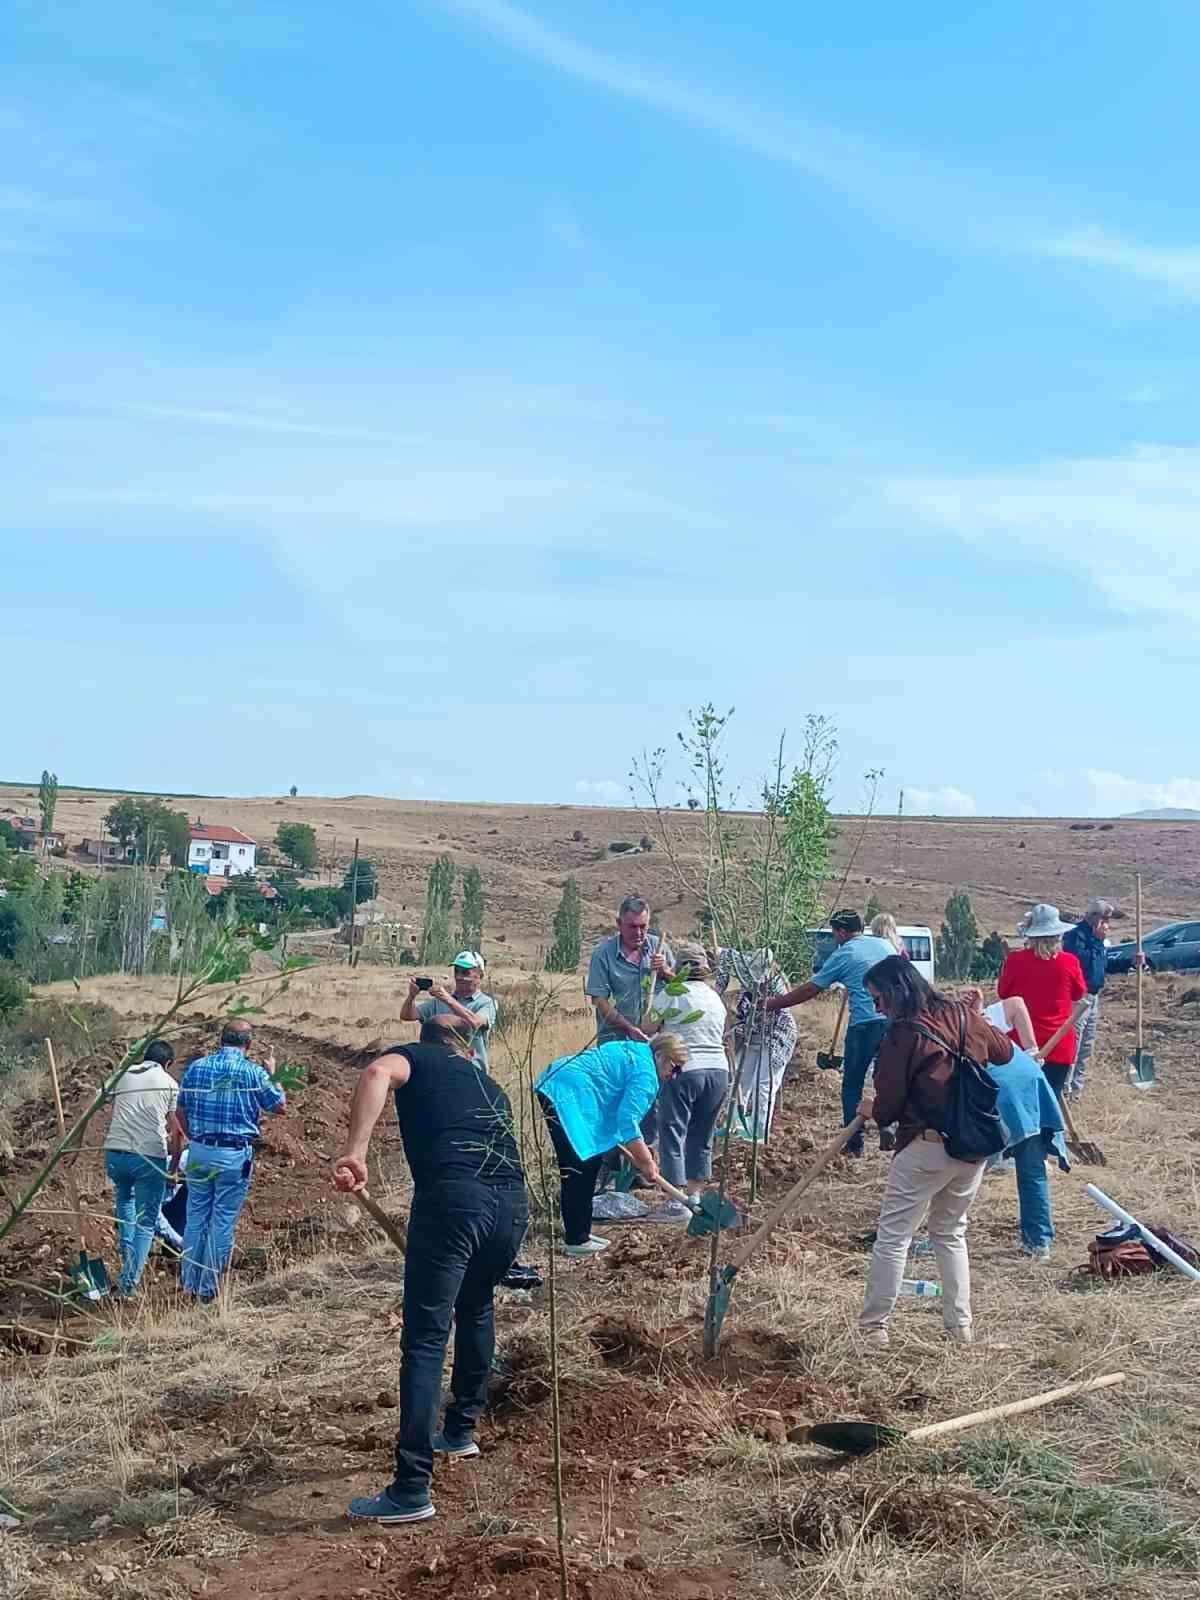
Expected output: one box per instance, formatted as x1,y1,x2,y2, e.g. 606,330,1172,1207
806,925,936,984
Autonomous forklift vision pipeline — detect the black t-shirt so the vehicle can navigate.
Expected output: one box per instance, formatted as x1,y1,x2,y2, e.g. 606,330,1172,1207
387,1042,524,1188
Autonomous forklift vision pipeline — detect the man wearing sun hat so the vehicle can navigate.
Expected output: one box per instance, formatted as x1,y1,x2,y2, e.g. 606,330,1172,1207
400,951,498,1072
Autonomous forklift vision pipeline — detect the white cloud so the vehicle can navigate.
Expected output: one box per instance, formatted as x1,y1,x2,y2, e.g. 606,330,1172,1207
1039,769,1200,817
1025,225,1200,302
905,786,978,817
1120,383,1169,408
886,445,1200,627
575,779,627,803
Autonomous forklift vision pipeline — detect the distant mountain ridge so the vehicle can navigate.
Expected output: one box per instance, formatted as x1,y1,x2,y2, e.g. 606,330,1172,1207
1121,808,1200,821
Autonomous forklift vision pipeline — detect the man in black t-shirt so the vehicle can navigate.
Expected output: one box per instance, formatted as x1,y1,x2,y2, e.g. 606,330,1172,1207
334,1018,529,1526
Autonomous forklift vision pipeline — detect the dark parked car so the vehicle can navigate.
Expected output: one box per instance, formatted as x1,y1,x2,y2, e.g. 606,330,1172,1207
1106,921,1200,975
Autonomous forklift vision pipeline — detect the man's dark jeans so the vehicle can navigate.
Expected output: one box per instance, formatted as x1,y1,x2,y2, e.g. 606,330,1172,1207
392,1179,528,1496
842,1019,888,1154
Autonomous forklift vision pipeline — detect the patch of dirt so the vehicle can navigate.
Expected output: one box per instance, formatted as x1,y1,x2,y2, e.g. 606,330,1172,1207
397,1536,735,1600
751,1470,1006,1555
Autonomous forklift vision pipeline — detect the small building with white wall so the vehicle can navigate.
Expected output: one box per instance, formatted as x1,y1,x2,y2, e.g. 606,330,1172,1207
187,824,257,877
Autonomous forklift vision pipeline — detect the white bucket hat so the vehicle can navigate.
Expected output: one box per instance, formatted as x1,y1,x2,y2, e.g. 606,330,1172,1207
1020,903,1074,940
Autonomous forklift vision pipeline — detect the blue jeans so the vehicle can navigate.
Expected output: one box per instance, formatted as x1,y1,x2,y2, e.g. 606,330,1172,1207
1011,1134,1054,1249
842,1019,888,1154
105,1150,169,1294
181,1144,253,1299
394,1180,528,1497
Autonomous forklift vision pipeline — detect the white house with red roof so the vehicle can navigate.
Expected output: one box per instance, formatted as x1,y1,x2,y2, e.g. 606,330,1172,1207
187,821,257,877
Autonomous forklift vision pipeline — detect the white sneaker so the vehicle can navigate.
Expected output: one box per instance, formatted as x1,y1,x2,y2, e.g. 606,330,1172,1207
943,1326,974,1345
564,1236,610,1257
858,1327,890,1347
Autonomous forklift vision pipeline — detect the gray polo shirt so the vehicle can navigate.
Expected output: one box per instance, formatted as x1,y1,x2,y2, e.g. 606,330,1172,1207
586,934,676,1043
417,991,498,1071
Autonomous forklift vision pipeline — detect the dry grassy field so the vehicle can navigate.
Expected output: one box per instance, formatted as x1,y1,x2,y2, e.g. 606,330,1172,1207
2,786,1199,1600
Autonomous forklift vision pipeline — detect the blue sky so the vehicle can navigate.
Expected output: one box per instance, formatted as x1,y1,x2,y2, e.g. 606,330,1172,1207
5,1,1200,816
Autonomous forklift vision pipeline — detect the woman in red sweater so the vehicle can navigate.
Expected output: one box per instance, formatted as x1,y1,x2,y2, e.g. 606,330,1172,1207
997,904,1087,1099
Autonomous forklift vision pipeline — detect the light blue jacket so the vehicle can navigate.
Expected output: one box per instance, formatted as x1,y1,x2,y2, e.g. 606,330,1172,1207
993,1046,1069,1167
535,1040,659,1160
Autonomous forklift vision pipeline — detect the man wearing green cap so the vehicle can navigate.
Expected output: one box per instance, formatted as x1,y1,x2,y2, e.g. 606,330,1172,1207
400,952,497,1072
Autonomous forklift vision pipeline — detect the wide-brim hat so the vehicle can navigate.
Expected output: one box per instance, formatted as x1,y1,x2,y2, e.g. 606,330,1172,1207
1021,904,1074,939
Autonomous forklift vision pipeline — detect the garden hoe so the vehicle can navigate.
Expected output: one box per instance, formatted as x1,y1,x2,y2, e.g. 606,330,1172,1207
703,1115,865,1350
1129,875,1156,1088
803,1372,1126,1457
816,991,848,1071
44,1040,110,1301
617,1146,741,1237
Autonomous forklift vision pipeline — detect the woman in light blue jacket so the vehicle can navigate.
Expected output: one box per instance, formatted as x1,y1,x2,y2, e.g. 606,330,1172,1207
535,1033,687,1257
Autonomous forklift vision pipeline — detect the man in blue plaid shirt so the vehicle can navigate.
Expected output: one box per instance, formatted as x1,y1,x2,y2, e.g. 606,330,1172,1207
177,1020,285,1300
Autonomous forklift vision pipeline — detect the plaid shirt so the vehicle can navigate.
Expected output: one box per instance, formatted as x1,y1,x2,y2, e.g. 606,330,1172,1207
178,1047,285,1143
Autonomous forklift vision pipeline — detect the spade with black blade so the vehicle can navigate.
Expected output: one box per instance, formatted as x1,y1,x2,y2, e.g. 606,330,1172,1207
703,1115,865,1353
801,1372,1126,1456
816,991,848,1071
1130,875,1156,1088
617,1146,741,1237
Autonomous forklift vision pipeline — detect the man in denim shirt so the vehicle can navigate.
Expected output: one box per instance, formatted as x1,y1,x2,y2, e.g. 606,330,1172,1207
177,1020,285,1300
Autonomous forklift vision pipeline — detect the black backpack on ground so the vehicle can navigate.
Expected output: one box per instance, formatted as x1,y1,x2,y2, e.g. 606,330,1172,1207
907,1004,1007,1162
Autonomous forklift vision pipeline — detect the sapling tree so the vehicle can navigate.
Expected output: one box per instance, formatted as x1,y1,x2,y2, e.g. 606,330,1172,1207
276,821,319,872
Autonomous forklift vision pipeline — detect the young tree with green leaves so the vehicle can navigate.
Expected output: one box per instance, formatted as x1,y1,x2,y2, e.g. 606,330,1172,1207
420,853,456,964
545,879,582,972
39,770,58,839
459,865,484,952
937,890,980,980
972,930,1008,981
864,892,882,924
276,821,319,872
103,798,190,865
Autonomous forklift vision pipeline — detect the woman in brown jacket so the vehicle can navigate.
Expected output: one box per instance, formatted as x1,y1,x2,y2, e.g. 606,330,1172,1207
857,956,1013,1347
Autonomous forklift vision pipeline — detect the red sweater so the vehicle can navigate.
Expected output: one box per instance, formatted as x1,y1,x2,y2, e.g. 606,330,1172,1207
997,949,1087,1065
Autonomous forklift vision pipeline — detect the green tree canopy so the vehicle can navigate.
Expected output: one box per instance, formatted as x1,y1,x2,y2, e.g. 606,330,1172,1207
459,866,484,952
343,858,379,903
104,798,190,865
546,878,582,973
39,770,58,836
275,821,319,873
420,854,456,964
936,891,980,980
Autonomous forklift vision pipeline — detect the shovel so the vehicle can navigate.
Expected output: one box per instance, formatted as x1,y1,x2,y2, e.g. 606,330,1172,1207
1130,875,1155,1088
617,1146,741,1237
803,1372,1126,1456
351,1188,409,1256
1056,1095,1106,1168
703,1115,865,1350
45,1040,111,1301
816,991,848,1071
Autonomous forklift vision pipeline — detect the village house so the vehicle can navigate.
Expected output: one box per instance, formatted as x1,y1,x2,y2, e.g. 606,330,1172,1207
187,823,258,877
80,837,134,864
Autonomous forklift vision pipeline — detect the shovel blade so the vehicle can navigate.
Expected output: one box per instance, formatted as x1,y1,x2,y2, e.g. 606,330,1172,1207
805,1420,906,1456
68,1251,109,1302
686,1191,741,1238
1129,1048,1156,1088
816,1052,843,1072
1068,1139,1107,1168
703,1266,736,1352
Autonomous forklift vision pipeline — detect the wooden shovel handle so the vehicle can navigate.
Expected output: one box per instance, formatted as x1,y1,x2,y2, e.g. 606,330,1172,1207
616,1146,693,1209
829,991,848,1053
1036,999,1090,1067
45,1039,86,1255
727,1116,865,1274
1056,1092,1082,1145
907,1372,1125,1443
352,1189,409,1256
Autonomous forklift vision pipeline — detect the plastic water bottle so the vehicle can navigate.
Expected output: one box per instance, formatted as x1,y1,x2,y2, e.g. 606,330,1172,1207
910,1235,936,1258
898,1278,943,1299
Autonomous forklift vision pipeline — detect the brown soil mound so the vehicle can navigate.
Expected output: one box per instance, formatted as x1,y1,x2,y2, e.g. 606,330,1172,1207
752,1471,1005,1555
399,1536,734,1600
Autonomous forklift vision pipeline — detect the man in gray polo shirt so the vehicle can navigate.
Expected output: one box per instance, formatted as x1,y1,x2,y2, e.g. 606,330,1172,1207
586,896,675,1045
400,951,497,1071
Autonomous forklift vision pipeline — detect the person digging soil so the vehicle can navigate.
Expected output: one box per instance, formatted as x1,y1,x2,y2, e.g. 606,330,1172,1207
333,1017,529,1526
